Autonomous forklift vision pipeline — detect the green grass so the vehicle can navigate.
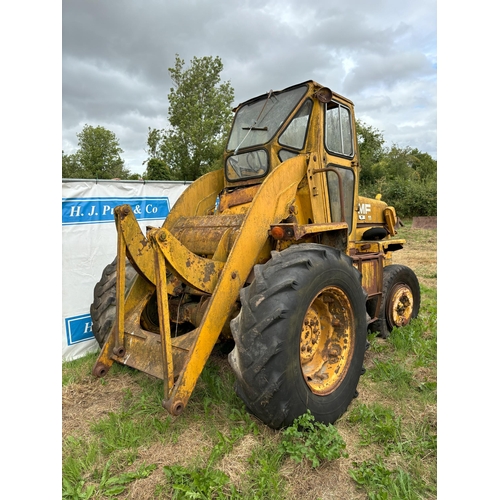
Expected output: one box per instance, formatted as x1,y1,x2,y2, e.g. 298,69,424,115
349,455,429,500
62,351,99,386
62,225,437,499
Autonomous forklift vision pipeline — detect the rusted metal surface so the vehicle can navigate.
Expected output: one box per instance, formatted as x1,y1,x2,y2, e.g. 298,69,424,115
170,214,244,257
162,170,225,229
269,221,348,240
93,154,308,417
351,252,384,299
150,226,224,294
92,272,156,378
300,286,355,395
387,284,414,327
151,230,175,402
218,184,260,212
115,204,156,284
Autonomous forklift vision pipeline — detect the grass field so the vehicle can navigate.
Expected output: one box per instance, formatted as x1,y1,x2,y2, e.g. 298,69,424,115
62,221,437,499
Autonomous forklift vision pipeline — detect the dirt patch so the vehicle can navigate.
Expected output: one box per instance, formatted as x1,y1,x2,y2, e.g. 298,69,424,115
281,456,365,500
62,373,140,439
412,217,437,230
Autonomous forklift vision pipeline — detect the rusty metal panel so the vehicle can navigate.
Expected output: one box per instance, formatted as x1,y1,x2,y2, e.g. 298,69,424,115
170,214,244,256
110,328,198,381
269,221,348,241
352,253,383,298
219,184,260,211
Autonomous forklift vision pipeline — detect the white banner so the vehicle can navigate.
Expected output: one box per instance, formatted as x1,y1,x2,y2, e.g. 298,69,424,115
62,180,189,361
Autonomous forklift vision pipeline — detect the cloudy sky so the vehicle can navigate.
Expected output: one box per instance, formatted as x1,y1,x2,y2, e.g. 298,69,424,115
62,0,437,175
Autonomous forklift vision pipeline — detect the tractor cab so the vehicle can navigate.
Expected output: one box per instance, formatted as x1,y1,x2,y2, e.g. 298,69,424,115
221,81,359,234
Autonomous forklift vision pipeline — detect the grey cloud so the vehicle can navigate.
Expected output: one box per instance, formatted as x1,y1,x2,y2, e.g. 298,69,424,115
344,51,435,94
62,0,437,174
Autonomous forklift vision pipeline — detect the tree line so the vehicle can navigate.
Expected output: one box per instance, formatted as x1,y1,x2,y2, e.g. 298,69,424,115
63,55,436,217
356,122,437,217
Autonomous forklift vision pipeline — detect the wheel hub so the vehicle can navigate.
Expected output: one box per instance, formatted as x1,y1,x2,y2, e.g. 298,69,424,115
388,284,414,327
300,286,355,395
300,310,321,361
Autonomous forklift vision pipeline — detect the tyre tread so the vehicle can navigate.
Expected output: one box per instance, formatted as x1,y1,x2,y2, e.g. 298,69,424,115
229,243,367,428
90,259,137,347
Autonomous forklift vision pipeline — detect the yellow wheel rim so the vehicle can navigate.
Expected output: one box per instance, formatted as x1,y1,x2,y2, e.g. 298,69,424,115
387,284,414,327
300,286,355,395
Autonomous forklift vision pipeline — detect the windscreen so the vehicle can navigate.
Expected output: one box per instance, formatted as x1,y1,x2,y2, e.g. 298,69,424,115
227,85,307,152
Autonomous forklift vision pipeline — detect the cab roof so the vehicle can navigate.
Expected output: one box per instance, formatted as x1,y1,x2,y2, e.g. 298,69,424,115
232,80,354,111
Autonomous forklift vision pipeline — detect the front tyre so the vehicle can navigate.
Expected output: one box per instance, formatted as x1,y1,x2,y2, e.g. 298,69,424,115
228,244,367,429
90,259,137,348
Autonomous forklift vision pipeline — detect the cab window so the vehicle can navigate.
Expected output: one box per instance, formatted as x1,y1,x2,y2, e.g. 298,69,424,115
325,102,353,157
278,100,312,150
326,165,355,232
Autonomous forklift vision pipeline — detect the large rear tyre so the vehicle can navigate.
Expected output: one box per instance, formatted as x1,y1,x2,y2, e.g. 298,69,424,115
90,259,137,348
228,244,367,429
371,264,420,339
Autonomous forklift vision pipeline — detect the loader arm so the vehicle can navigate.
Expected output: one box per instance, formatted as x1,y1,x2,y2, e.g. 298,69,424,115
116,169,227,285
92,170,226,379
93,156,308,417
155,154,308,415
163,169,225,229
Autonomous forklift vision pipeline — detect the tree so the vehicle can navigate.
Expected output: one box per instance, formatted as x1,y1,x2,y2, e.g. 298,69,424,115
143,158,170,180
144,127,163,161
141,128,170,179
128,173,142,180
355,120,437,216
374,145,438,182
147,54,235,181
62,150,85,178
356,120,386,186
407,148,437,181
71,125,130,179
